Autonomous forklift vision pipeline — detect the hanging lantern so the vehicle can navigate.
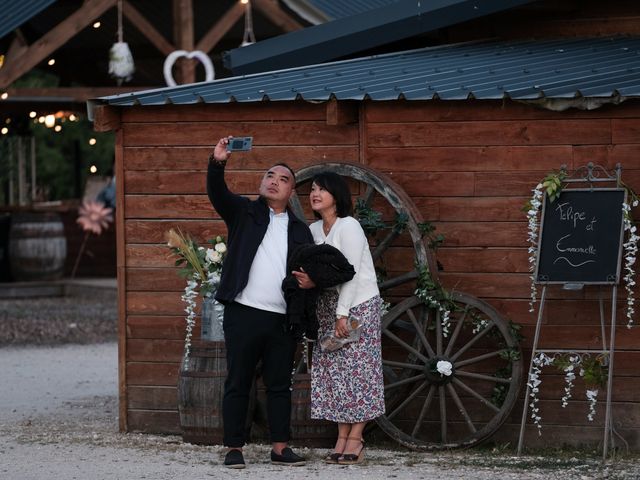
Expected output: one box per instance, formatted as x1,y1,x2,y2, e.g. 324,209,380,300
108,0,135,84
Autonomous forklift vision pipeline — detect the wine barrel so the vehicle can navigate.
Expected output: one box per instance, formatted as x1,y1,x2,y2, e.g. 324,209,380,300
9,212,67,281
178,342,227,445
290,373,336,447
178,342,255,445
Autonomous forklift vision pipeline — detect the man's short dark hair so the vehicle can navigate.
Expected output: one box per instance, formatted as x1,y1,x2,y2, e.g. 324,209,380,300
311,171,353,218
271,163,296,183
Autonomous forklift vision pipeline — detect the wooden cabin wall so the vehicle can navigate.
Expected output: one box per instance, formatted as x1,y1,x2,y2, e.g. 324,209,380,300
117,99,640,448
364,99,640,448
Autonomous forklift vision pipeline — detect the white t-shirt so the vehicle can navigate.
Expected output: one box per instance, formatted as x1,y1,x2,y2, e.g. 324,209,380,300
310,216,379,316
234,209,289,314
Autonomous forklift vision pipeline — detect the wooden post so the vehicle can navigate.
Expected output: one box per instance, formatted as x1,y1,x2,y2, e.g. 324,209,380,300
30,136,36,202
172,0,195,84
17,137,26,205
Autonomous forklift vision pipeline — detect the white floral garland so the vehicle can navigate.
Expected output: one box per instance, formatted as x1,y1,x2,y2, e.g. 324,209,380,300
415,290,451,337
181,277,200,363
585,389,599,422
622,199,639,329
526,184,544,313
527,352,552,434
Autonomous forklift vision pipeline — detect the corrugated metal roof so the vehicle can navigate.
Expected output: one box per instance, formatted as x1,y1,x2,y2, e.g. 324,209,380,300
0,0,56,39
96,36,640,108
306,0,401,20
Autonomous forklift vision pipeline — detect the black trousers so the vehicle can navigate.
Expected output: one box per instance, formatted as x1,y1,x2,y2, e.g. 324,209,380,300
222,302,296,447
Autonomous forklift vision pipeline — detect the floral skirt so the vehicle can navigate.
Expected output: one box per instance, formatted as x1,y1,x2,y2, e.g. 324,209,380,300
310,291,386,423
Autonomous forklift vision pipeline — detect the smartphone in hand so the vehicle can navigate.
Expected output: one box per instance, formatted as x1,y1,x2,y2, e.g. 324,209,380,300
226,136,253,152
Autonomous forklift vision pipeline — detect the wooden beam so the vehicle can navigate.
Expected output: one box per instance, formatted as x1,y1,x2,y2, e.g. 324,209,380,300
6,86,153,102
7,30,28,61
123,0,175,56
196,3,245,54
172,0,195,84
253,0,305,32
0,0,117,89
93,105,121,132
326,99,359,126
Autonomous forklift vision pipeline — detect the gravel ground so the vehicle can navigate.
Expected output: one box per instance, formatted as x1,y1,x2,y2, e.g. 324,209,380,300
1,290,640,479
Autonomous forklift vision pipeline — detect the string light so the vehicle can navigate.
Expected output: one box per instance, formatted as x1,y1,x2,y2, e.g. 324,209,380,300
89,165,98,173
89,138,97,145
0,92,7,100
54,125,62,132
69,114,77,121
29,111,37,118
93,21,101,28
1,127,8,135
48,58,56,66
44,114,55,128
38,116,45,123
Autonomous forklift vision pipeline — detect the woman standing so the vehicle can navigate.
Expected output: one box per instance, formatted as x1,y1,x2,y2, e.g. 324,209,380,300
294,171,385,465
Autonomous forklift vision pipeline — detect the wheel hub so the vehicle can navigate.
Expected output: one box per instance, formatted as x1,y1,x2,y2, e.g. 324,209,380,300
423,356,455,385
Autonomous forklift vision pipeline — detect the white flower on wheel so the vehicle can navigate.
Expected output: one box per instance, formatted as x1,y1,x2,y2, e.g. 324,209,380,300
436,360,453,377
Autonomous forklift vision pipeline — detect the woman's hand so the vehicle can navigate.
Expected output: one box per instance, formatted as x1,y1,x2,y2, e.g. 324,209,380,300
212,137,232,162
335,315,349,338
292,268,316,289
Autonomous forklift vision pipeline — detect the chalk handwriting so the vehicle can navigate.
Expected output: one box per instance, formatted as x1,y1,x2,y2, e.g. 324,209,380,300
555,202,586,228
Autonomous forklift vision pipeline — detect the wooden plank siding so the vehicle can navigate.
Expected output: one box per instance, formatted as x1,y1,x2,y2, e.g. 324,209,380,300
117,99,640,448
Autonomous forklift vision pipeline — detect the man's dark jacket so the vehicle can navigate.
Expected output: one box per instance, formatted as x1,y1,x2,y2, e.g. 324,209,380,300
207,160,313,305
282,243,355,340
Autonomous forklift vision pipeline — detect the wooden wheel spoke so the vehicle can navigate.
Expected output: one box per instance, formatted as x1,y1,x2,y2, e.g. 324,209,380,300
454,350,505,368
411,384,436,437
382,359,425,371
446,383,476,433
406,307,436,358
379,270,418,291
443,305,469,357
452,378,501,413
382,328,430,364
372,228,400,261
361,184,375,206
384,373,424,391
455,370,511,384
450,321,496,361
388,380,429,421
288,193,305,222
439,386,447,443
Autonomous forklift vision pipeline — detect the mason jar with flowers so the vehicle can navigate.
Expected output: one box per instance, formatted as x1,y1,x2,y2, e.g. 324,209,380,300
166,228,227,361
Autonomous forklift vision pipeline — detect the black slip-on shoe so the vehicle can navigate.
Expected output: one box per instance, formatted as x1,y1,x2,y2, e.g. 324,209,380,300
224,449,246,469
270,447,306,466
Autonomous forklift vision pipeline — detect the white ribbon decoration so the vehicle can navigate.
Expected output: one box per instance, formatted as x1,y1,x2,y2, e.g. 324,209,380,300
163,50,215,87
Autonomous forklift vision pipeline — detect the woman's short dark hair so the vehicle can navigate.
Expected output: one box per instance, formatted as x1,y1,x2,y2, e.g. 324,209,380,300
311,171,352,218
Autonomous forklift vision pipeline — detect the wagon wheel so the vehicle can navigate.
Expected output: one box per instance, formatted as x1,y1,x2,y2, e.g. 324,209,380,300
291,162,438,290
377,292,522,450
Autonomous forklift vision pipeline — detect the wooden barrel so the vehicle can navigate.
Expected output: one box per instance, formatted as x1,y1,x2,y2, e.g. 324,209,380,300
9,212,67,281
290,373,336,447
177,342,256,445
178,342,227,445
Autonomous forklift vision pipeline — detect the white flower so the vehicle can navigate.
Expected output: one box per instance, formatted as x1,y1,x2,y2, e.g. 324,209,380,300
214,242,227,253
206,249,222,264
436,360,453,376
586,389,599,421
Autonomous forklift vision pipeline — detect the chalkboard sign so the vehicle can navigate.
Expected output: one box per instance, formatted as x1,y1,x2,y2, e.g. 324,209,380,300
535,188,626,284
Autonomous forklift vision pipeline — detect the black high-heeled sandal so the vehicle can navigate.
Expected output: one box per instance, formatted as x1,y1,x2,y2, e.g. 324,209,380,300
338,437,365,465
324,436,348,464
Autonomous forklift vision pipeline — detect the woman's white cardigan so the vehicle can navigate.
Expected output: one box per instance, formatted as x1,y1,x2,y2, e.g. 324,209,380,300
310,216,380,317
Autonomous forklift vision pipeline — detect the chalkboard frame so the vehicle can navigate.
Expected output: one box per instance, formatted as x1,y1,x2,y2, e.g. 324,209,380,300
534,188,626,285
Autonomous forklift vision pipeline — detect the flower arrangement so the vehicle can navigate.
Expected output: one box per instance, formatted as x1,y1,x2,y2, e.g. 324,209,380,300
528,352,608,433
166,228,227,360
